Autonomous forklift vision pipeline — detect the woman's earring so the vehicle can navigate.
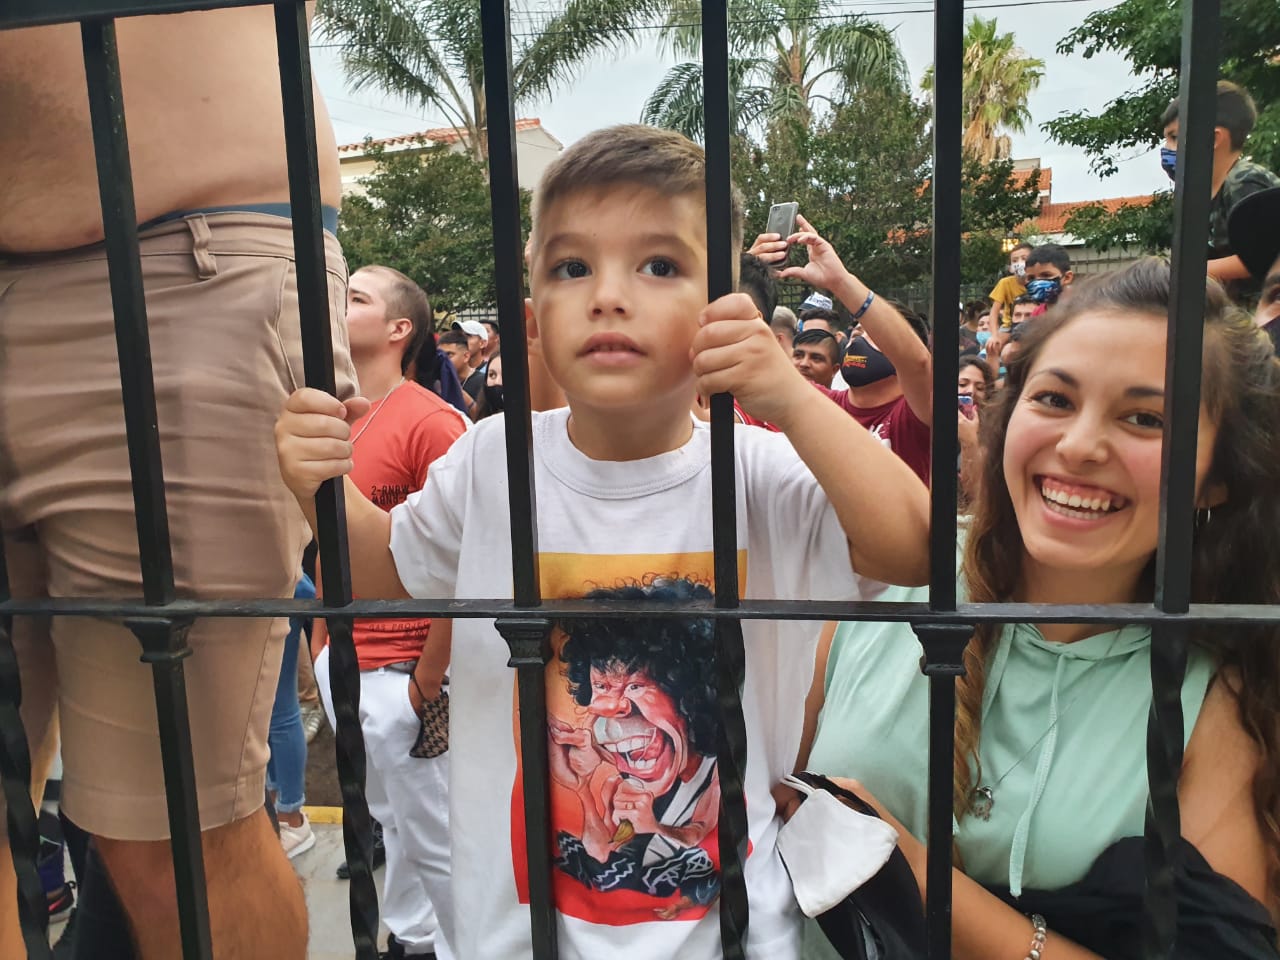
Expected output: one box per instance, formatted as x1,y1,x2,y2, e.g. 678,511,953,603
1195,507,1213,528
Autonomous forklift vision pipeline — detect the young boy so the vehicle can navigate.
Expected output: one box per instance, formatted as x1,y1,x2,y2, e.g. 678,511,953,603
275,124,929,959
1162,80,1279,302
986,241,1031,331
1023,243,1074,312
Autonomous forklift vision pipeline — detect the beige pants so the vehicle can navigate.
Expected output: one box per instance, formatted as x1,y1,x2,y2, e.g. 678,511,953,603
0,212,356,840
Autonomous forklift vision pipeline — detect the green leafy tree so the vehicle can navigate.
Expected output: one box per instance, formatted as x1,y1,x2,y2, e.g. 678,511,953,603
734,85,1043,293
337,140,531,314
959,157,1044,282
318,0,665,163
641,0,907,142
922,16,1045,163
1044,0,1279,181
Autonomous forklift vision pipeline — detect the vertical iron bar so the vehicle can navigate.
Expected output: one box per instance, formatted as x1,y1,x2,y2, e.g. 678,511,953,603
924,0,964,953
478,0,552,954
915,624,970,960
1145,0,1218,956
701,0,750,956
81,20,212,960
274,4,379,956
929,0,964,611
0,532,51,959
1144,626,1189,960
130,618,212,960
496,619,558,959
479,0,540,609
80,19,175,608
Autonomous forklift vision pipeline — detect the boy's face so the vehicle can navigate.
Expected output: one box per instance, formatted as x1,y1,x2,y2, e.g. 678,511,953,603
346,269,394,359
1010,247,1030,269
1164,118,1229,156
1011,302,1037,325
1024,262,1073,286
526,185,709,417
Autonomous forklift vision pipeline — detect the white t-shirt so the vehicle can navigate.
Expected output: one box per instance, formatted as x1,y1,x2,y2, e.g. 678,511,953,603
389,408,878,960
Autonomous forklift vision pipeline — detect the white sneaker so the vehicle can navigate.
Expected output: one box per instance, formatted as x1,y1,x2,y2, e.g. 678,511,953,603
279,813,316,860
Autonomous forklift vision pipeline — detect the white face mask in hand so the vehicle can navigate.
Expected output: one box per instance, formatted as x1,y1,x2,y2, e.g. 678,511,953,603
776,774,899,917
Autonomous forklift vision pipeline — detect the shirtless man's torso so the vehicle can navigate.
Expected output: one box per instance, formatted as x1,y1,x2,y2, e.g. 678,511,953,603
0,8,353,958
0,5,340,253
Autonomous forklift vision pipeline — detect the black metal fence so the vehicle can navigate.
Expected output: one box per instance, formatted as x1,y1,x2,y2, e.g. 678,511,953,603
0,0,1255,959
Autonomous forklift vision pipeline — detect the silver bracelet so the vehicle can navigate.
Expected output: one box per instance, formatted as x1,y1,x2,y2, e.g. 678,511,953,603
1023,913,1047,960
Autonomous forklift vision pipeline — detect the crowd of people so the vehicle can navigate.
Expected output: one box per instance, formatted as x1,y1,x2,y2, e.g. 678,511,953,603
3,9,1280,960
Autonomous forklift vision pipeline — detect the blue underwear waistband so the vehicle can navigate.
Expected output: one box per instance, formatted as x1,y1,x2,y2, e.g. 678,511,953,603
141,203,339,235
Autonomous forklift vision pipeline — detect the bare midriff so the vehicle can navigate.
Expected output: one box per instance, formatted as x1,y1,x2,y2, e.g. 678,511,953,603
0,6,341,254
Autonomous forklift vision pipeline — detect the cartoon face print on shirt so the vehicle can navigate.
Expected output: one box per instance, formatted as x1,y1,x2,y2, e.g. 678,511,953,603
512,555,741,928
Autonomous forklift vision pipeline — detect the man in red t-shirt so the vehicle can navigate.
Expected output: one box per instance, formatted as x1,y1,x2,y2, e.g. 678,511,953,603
312,265,468,959
778,216,933,486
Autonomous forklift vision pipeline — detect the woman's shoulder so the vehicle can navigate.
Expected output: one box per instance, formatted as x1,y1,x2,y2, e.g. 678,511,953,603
824,585,930,699
1180,668,1271,907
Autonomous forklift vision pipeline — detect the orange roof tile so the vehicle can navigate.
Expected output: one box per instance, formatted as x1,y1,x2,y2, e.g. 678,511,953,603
1011,166,1051,195
1030,195,1155,236
339,118,543,154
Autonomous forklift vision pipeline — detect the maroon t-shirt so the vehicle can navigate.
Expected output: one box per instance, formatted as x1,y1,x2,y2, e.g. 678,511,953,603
813,384,932,486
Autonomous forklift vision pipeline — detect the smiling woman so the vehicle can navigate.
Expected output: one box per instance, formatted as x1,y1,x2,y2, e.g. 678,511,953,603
800,259,1280,960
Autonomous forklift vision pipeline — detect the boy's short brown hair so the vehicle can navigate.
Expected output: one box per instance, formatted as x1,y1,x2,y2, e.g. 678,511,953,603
531,124,745,262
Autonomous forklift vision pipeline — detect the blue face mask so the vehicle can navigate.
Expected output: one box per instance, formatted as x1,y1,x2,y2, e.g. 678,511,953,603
998,365,1008,377
1160,146,1177,181
1025,277,1062,304
976,330,992,347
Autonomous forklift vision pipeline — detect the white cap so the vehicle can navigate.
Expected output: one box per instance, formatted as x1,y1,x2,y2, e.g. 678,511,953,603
452,319,489,342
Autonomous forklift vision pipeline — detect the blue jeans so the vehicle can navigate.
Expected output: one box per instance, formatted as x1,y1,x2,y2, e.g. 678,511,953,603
266,574,314,813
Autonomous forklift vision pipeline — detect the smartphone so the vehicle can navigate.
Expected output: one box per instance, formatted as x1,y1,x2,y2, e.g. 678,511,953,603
958,395,976,419
765,201,799,240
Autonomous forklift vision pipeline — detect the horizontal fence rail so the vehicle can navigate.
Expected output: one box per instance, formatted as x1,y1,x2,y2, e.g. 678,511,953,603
0,0,1246,956
6,597,1280,626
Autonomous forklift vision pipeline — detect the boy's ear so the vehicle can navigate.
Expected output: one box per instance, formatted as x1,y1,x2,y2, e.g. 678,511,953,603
524,297,540,342
387,317,412,344
1063,270,1075,286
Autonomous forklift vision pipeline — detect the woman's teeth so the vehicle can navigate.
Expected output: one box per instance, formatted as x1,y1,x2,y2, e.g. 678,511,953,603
1039,481,1124,519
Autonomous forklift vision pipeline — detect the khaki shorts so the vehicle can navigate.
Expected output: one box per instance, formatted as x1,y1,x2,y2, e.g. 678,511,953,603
0,212,357,841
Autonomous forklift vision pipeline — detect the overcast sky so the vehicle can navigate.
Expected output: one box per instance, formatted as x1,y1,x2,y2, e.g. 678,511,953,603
312,0,1172,205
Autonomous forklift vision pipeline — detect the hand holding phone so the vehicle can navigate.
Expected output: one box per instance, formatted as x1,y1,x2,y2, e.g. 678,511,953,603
958,395,976,420
749,202,799,266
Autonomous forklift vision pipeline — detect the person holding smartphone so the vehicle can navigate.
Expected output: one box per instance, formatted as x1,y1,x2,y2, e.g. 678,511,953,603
770,214,934,486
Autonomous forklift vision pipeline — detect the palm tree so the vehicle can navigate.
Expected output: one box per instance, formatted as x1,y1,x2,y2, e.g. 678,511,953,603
922,16,1044,163
641,0,908,142
317,0,666,163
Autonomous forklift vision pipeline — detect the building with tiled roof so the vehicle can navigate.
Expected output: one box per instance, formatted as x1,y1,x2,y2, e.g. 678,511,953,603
1030,195,1156,238
338,118,563,194
1018,193,1158,275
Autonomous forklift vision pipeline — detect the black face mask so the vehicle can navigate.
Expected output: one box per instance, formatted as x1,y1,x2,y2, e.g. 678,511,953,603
484,383,504,412
841,336,897,388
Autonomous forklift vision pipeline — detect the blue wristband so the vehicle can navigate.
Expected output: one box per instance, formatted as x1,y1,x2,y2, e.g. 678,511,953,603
851,289,875,320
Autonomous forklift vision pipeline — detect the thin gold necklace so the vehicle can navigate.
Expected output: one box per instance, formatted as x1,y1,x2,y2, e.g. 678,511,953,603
351,377,406,445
